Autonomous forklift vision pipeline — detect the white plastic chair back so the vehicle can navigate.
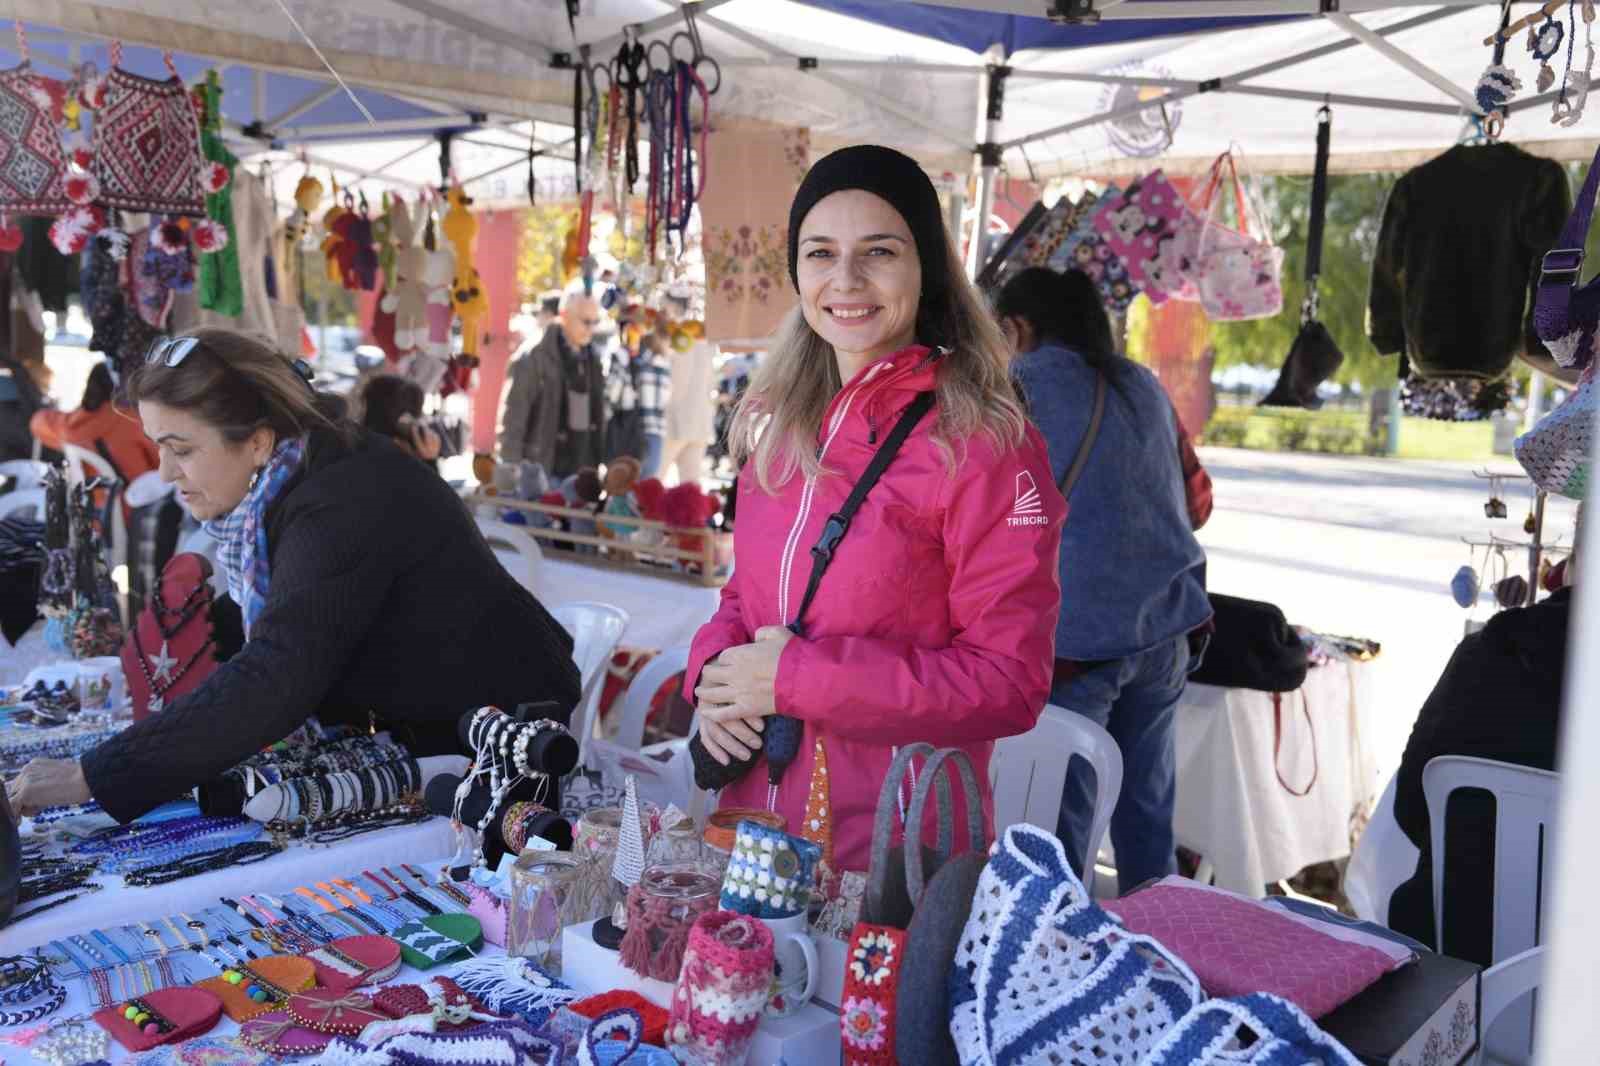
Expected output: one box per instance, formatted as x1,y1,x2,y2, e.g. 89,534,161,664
0,458,48,491
0,488,45,521
61,442,117,487
585,647,694,811
990,704,1122,896
1344,773,1419,924
1475,946,1546,1066
476,517,544,592
550,601,629,766
1424,756,1559,1065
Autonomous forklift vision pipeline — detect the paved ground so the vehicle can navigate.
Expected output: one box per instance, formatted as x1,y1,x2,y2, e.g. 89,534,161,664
1196,447,1580,778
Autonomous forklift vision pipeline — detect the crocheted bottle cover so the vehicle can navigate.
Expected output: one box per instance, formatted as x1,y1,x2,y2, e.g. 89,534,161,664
947,824,1203,1066
719,820,820,920
617,870,720,982
666,910,774,1066
839,925,906,1066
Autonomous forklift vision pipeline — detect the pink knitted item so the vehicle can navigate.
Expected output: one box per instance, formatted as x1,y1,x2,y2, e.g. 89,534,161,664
667,911,774,1066
618,868,720,983
1107,877,1413,1018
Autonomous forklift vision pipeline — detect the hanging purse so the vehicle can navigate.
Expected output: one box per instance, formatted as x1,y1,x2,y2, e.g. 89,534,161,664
1092,168,1190,303
1263,108,1345,409
689,393,937,792
1518,138,1600,499
1196,150,1285,322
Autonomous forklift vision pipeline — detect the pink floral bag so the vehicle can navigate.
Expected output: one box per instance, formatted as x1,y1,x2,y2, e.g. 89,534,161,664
1195,151,1284,321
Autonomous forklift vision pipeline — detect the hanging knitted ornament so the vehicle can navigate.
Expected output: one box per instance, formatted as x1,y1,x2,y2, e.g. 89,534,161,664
63,129,93,171
64,171,100,206
77,66,107,112
1532,13,1567,91
200,160,230,194
48,204,104,255
667,911,774,1066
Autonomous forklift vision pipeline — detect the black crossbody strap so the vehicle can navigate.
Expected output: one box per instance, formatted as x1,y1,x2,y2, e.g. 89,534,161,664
789,390,936,638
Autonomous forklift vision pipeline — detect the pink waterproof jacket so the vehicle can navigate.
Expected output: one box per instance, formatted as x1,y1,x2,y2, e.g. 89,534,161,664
684,345,1066,872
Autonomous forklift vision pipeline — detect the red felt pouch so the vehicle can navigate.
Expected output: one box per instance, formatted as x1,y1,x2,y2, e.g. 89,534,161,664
304,935,402,991
93,986,223,1052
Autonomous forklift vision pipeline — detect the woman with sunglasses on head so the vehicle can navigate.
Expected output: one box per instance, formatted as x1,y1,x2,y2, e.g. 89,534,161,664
5,328,580,822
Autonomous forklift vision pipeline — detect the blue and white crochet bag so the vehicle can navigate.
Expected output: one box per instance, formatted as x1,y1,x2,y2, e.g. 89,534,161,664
947,825,1362,1066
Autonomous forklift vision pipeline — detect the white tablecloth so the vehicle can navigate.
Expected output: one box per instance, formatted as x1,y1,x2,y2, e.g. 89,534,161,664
524,554,722,652
0,817,458,956
1173,658,1380,896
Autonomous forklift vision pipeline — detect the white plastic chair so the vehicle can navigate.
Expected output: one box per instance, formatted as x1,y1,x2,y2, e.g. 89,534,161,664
0,458,48,491
586,647,696,813
0,487,45,520
1344,773,1420,924
1474,945,1546,1066
476,517,544,592
990,704,1122,897
1425,756,1559,1066
550,601,630,767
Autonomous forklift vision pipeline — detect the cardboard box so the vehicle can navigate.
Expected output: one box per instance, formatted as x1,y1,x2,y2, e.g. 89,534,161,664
1319,950,1482,1066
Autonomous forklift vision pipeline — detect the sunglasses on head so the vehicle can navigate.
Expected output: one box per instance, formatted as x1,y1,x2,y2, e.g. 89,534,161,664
145,335,319,390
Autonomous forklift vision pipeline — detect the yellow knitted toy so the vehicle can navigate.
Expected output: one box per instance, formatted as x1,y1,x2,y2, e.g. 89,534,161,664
441,185,488,366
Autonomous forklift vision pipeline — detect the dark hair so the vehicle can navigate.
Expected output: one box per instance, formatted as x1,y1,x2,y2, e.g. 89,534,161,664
81,362,114,412
358,374,424,439
126,328,347,447
995,268,1121,379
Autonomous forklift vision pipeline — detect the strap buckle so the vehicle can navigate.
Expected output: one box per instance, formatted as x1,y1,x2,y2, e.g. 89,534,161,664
1541,247,1586,288
811,513,850,565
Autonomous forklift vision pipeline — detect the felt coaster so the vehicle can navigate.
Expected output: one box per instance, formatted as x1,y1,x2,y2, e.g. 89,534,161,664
237,1010,334,1057
196,955,316,1022
93,986,224,1052
569,990,669,1047
394,913,483,970
303,935,401,991
287,989,389,1036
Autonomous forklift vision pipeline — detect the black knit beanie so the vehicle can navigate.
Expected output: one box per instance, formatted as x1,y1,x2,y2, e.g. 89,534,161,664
787,145,948,304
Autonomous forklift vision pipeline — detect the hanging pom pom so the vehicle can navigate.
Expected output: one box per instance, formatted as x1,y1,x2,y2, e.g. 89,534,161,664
77,72,107,112
64,172,100,206
49,205,105,255
151,217,189,257
62,130,94,172
191,218,229,254
200,161,231,194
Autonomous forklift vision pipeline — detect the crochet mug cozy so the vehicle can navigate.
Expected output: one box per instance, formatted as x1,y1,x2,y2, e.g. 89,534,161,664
666,910,774,1066
718,820,820,920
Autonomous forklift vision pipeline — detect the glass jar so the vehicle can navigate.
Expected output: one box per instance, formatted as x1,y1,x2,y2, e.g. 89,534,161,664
506,851,583,973
644,818,719,874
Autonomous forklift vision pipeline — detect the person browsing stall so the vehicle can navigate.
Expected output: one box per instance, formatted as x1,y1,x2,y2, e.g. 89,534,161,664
6,328,580,822
685,145,1066,871
995,266,1212,893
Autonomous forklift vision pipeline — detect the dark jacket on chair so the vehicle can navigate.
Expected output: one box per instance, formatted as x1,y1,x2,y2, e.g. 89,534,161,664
1387,588,1568,965
82,424,581,822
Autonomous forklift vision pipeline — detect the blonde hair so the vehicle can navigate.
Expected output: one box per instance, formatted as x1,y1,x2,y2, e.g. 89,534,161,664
729,234,1025,491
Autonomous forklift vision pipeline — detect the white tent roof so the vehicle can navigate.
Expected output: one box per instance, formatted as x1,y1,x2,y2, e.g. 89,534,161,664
6,0,1596,201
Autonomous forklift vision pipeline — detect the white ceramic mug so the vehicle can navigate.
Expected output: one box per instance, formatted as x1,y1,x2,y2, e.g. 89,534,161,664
759,912,819,1017
76,657,124,712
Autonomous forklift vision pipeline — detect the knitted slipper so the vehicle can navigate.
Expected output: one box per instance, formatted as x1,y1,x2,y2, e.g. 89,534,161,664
303,935,402,991
93,986,223,1051
196,955,316,1022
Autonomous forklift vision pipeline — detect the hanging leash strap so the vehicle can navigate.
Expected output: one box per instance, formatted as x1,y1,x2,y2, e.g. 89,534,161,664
1271,689,1318,797
789,391,937,638
1057,371,1106,498
1302,107,1332,325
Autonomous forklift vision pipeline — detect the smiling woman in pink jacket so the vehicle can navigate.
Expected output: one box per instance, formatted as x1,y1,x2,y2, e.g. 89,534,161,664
684,146,1066,872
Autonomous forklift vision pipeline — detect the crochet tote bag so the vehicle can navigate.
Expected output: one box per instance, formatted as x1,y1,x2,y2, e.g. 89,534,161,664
1195,151,1284,322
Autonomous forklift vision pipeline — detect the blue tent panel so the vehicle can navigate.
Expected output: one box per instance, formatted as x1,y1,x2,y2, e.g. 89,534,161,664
796,0,1296,55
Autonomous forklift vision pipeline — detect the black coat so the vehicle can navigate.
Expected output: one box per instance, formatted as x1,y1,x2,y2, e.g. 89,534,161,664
1368,144,1570,381
82,425,581,822
1387,588,1568,964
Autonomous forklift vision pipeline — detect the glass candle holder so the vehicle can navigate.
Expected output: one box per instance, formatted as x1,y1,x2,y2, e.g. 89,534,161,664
506,851,584,973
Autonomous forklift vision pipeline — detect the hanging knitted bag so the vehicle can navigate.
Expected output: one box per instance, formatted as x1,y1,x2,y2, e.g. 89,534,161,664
1519,139,1600,499
947,824,1203,1066
92,52,205,217
1195,149,1285,322
0,66,74,216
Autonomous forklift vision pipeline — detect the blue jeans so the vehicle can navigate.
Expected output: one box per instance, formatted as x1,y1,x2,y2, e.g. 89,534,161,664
640,433,665,479
1053,634,1190,896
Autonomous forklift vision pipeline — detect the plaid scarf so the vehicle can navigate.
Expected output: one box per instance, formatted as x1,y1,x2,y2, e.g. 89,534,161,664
203,437,305,637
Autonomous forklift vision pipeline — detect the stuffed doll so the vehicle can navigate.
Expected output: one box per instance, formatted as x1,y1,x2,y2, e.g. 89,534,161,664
389,198,428,356
659,483,721,573
441,185,488,366
557,468,603,553
598,457,642,540
419,204,457,360
633,477,666,521
319,182,350,284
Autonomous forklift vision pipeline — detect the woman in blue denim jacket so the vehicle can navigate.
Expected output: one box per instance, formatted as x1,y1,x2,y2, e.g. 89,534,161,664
997,267,1213,893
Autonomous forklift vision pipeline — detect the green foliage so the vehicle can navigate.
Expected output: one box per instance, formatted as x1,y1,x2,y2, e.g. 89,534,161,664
1207,173,1401,391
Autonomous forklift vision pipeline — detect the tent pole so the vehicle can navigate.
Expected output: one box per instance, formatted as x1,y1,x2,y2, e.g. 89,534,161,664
968,44,1007,281
1324,12,1481,114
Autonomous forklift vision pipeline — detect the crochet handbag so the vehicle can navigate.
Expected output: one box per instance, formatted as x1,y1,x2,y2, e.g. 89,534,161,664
947,823,1204,1066
1519,138,1600,500
841,744,985,1066
1195,150,1284,323
1143,993,1362,1066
